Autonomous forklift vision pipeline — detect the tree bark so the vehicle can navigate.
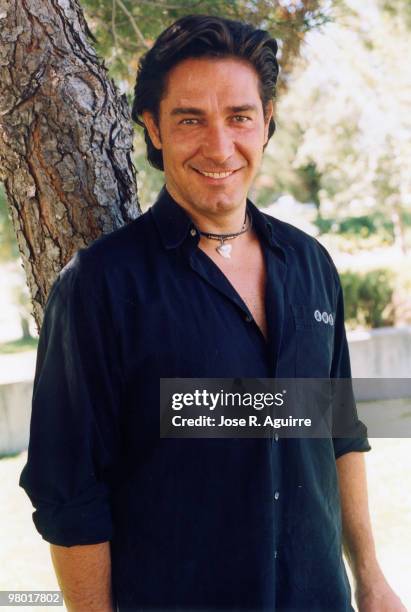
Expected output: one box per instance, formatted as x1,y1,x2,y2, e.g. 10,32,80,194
0,0,139,329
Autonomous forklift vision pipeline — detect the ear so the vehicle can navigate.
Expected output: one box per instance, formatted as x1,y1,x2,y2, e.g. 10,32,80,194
263,100,274,144
142,111,162,150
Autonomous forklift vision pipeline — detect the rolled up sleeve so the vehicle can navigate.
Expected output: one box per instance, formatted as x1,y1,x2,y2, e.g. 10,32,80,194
19,252,122,546
329,266,371,459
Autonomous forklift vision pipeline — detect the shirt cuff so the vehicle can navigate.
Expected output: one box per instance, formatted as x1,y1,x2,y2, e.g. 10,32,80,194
30,485,113,546
333,437,372,460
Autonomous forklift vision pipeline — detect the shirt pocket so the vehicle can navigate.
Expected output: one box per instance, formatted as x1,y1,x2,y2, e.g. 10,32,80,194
291,304,335,377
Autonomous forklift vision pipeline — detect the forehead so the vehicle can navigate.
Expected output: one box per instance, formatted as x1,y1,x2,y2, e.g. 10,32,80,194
161,57,261,106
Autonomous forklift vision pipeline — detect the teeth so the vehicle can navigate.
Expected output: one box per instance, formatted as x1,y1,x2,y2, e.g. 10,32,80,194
198,170,234,179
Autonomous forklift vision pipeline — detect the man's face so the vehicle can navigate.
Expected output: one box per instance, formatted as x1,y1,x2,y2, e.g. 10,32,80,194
143,57,273,219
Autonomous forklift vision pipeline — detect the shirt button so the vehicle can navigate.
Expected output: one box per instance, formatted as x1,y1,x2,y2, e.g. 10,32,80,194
274,550,278,559
190,228,197,237
274,433,279,442
274,491,280,501
244,314,253,322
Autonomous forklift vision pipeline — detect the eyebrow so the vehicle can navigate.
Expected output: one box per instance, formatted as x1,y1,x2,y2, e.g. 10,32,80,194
228,104,259,113
170,104,259,116
170,107,205,117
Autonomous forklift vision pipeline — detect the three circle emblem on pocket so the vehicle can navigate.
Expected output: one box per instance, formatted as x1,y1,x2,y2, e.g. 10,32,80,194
314,309,334,326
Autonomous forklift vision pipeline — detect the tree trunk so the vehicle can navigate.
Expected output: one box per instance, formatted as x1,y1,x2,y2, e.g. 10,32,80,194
0,0,140,329
20,315,32,340
391,207,408,255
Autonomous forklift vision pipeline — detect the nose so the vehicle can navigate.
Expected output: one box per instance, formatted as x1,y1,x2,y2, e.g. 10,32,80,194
200,123,235,166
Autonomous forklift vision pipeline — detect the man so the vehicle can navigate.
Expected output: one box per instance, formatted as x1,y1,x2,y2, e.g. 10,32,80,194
20,14,405,612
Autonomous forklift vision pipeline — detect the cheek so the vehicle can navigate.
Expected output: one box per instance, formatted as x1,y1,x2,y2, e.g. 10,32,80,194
164,130,200,162
237,135,265,162
236,124,266,146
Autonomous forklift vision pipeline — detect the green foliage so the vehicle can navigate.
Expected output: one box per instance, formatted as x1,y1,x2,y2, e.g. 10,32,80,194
262,0,411,251
314,216,334,234
0,336,38,355
296,161,322,208
314,213,397,245
340,269,395,329
378,0,411,29
80,0,335,85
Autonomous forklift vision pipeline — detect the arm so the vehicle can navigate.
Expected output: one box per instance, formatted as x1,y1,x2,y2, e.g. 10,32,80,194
336,451,406,612
19,257,122,604
50,542,114,612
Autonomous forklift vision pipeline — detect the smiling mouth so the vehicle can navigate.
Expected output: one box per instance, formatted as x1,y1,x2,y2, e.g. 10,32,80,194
192,168,239,179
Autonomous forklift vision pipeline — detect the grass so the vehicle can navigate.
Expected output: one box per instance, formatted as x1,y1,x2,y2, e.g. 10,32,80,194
0,336,38,354
0,451,21,460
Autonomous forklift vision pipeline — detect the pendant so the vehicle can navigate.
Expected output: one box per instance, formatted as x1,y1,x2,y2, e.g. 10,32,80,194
216,243,232,259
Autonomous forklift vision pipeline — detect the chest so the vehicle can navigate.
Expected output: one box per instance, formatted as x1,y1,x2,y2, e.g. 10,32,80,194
117,240,336,382
199,239,268,340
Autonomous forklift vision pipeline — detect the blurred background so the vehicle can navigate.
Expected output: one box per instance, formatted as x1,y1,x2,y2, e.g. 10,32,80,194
0,0,410,609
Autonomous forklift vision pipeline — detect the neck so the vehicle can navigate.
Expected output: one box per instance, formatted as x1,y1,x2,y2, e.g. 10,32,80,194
187,205,252,253
165,184,248,234
197,209,248,236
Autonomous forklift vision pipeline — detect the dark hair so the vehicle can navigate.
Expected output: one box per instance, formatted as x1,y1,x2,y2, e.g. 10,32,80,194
131,14,279,170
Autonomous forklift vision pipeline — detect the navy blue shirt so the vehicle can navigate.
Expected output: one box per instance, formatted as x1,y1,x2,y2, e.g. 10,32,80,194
20,186,370,611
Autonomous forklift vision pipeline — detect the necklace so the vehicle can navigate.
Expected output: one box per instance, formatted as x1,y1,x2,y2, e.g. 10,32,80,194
198,212,251,259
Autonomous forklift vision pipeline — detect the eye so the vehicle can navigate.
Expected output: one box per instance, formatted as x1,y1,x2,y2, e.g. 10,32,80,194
179,118,200,125
232,115,251,123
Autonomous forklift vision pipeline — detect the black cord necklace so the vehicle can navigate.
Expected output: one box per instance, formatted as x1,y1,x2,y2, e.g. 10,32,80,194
198,212,251,259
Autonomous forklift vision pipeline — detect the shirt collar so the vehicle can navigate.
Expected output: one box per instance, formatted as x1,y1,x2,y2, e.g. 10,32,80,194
150,186,193,250
246,199,286,252
150,184,286,255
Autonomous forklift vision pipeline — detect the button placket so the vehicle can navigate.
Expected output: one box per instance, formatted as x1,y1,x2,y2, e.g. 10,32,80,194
270,404,282,569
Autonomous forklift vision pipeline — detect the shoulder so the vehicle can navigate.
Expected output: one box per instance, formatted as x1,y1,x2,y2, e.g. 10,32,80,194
55,209,156,301
261,210,340,289
75,209,154,268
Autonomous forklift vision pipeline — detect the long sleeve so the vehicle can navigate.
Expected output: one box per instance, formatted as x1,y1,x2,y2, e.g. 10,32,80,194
19,252,123,546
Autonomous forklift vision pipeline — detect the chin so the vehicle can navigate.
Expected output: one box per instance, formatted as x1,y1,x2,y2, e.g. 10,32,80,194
203,189,243,206
193,199,234,215
212,195,245,212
